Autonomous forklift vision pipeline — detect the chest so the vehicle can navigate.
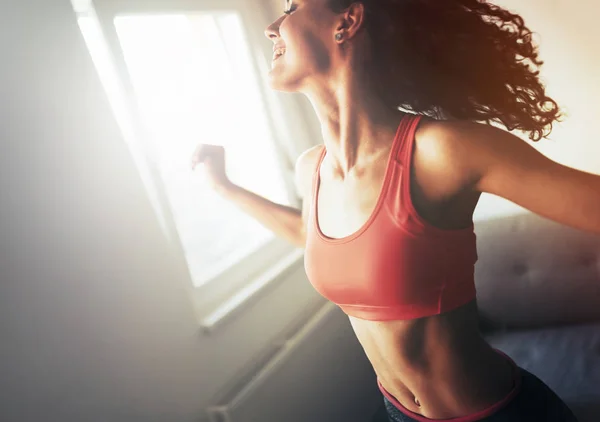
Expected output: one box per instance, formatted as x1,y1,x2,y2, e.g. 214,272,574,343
316,163,477,239
315,158,390,240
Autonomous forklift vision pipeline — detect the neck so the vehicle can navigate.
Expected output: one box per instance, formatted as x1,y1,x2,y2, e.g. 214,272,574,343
302,69,404,177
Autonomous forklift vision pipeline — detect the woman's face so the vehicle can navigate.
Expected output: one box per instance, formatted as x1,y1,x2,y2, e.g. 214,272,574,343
264,0,341,92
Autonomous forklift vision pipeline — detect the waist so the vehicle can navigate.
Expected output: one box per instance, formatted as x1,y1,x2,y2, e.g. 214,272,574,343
377,348,520,421
349,301,519,419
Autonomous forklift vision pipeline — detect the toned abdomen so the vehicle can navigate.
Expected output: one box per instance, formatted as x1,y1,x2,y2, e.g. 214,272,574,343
348,300,516,419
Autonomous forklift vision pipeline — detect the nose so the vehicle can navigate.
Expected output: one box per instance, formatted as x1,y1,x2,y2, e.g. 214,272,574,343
264,16,284,41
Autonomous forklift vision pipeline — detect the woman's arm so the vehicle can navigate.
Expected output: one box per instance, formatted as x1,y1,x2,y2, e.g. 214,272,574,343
215,182,305,247
419,120,600,235
192,144,322,248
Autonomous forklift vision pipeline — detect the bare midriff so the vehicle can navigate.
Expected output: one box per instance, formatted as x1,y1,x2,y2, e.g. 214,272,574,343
349,299,516,420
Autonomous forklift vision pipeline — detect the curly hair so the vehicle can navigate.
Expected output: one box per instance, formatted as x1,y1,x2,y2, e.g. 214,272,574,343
329,0,563,141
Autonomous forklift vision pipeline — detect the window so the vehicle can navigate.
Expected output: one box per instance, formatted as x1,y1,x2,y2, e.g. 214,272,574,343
74,0,309,327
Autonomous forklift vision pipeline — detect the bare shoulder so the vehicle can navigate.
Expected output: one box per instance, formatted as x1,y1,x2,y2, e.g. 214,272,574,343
414,118,492,163
412,118,502,200
294,145,324,199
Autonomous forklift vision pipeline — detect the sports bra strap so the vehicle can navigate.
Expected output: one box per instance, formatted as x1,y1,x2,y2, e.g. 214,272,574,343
395,114,423,165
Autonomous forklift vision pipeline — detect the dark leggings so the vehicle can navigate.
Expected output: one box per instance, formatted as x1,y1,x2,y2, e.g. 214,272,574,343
384,367,579,422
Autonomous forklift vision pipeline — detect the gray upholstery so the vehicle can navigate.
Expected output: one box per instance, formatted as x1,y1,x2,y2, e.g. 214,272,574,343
474,212,600,421
475,213,600,330
485,322,600,422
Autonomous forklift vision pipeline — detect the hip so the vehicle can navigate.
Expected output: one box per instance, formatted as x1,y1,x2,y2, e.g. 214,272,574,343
382,360,579,422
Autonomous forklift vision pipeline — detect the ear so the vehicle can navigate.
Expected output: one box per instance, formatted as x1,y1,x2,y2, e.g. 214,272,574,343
336,2,366,40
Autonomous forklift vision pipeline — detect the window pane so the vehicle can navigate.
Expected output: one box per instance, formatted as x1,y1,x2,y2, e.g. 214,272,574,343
112,13,289,286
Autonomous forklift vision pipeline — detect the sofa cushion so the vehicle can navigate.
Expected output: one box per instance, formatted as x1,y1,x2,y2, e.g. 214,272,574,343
485,322,600,422
474,212,600,330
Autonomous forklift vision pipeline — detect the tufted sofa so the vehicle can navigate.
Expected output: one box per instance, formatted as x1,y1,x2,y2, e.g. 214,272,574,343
475,212,600,421
372,212,600,422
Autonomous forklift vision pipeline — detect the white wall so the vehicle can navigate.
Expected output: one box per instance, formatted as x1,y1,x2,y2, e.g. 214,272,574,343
0,1,379,421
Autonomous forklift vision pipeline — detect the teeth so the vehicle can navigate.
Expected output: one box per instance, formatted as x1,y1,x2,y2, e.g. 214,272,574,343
273,48,286,60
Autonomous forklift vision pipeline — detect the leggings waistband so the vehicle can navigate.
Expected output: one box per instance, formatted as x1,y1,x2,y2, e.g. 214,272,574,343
378,348,522,422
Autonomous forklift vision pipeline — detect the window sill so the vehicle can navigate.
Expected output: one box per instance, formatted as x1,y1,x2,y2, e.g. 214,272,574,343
200,247,305,335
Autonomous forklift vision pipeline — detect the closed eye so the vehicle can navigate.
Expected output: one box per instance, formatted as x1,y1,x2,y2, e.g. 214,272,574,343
283,4,297,14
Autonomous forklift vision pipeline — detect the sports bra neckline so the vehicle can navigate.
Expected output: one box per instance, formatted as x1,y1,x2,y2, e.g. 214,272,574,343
313,114,410,244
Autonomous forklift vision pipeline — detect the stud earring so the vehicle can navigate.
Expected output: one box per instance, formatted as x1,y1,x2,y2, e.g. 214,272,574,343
335,33,343,42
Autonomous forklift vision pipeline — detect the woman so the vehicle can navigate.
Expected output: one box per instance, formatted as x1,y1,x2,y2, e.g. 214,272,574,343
192,1,600,420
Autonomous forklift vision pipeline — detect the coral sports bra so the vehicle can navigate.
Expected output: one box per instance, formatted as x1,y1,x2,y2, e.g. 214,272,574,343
304,114,479,321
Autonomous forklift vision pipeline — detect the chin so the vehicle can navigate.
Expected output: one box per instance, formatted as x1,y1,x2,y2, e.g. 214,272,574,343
267,63,302,92
268,76,297,93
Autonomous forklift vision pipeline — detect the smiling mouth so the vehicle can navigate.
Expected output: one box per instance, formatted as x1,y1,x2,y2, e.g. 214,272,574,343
272,48,286,61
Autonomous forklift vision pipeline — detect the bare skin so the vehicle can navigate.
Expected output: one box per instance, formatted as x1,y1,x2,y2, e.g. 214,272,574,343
192,0,600,418
348,304,515,417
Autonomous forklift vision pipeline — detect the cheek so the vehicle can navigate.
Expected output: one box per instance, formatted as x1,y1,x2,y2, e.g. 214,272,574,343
302,30,332,71
283,21,332,72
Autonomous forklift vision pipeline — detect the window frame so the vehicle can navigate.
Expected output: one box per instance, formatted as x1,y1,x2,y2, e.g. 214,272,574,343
85,0,315,331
